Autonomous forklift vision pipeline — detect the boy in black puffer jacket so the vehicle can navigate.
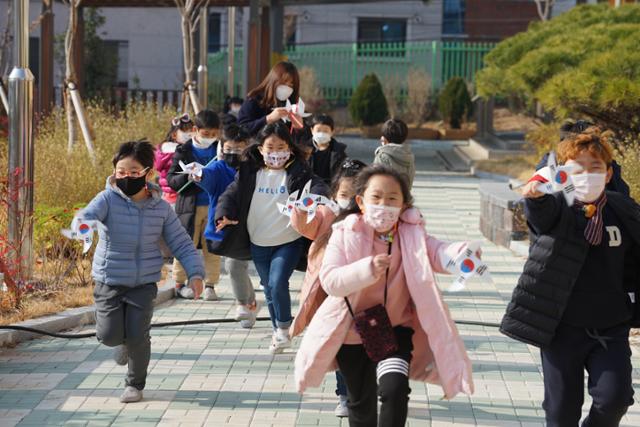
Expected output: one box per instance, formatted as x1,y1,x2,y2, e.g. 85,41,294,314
501,131,640,427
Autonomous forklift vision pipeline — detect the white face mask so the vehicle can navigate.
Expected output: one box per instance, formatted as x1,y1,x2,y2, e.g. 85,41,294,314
263,150,291,168
176,131,193,144
275,84,294,101
312,132,332,148
572,173,606,203
193,136,216,149
336,198,351,210
363,203,401,233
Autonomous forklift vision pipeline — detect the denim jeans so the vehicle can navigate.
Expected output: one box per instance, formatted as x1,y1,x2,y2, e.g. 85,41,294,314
250,238,303,329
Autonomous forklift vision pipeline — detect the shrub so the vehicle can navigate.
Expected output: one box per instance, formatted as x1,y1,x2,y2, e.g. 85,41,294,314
438,77,473,129
406,68,432,126
526,121,561,158
476,4,640,141
382,75,405,120
616,139,640,201
298,66,327,113
349,73,389,126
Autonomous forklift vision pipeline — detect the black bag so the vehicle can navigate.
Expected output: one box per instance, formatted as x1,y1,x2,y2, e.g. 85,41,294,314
206,224,251,261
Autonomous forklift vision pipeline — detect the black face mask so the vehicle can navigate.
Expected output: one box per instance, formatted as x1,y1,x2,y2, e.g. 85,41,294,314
223,153,240,169
116,175,147,197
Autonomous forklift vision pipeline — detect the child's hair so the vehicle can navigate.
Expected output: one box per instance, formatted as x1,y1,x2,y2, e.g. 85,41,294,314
557,131,614,166
311,164,413,258
194,109,221,129
382,118,409,144
223,95,244,114
112,140,156,170
312,114,335,131
222,122,250,144
330,159,367,197
165,113,194,142
246,121,305,167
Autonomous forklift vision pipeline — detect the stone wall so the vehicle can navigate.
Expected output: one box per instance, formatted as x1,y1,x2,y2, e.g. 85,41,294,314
479,182,528,248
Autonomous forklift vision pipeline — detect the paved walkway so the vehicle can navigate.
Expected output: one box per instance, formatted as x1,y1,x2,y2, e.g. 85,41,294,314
1,167,639,426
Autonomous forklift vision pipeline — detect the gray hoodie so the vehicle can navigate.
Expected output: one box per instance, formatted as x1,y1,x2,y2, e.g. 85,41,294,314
373,143,416,188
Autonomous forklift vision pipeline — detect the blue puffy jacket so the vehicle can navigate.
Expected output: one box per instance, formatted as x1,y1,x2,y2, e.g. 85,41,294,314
82,178,205,287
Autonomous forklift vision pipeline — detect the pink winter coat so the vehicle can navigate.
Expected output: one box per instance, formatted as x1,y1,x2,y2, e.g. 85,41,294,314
154,143,178,205
290,206,336,338
294,207,474,399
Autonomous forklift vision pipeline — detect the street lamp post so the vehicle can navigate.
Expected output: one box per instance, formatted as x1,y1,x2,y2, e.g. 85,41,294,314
7,0,35,279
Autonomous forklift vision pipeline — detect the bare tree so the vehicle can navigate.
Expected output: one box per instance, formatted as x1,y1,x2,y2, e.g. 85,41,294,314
534,0,556,21
60,1,96,164
174,0,209,115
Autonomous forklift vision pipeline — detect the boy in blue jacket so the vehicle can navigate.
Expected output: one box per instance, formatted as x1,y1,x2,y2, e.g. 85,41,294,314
501,131,640,427
191,123,258,328
80,141,205,403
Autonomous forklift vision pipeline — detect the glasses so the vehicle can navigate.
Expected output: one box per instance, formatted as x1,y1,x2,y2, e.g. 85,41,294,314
223,149,243,155
172,113,191,127
115,167,149,179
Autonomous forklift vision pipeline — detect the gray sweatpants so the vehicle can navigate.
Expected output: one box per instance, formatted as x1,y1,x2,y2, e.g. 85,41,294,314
94,282,157,390
226,258,255,305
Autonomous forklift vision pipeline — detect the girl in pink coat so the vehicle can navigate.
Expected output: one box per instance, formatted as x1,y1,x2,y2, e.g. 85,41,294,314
290,159,365,418
154,114,195,206
295,164,474,426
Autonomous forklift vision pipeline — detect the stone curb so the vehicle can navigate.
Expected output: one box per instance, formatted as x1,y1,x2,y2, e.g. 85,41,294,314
0,285,175,347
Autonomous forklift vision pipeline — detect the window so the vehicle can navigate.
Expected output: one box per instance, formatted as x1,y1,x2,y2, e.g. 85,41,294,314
443,0,465,35
208,12,222,53
357,18,407,56
103,40,129,87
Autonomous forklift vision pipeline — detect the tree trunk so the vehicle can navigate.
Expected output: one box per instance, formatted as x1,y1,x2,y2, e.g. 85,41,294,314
65,2,78,153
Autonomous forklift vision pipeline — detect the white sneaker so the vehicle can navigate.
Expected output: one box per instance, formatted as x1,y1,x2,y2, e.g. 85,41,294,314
238,303,259,329
269,328,291,354
113,345,128,366
177,285,194,299
335,395,349,417
120,386,143,403
202,286,218,301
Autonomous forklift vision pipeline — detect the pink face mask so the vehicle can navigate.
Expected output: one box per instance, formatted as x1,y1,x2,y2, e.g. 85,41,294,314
363,203,401,232
262,151,291,168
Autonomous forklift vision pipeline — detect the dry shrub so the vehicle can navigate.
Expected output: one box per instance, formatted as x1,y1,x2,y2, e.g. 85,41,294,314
298,66,326,113
382,75,405,120
526,121,560,158
35,102,177,207
616,140,640,201
406,68,432,126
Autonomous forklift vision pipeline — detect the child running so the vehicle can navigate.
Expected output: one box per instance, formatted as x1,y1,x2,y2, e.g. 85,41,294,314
295,164,474,426
290,158,366,418
501,131,640,427
306,113,348,184
191,123,259,328
215,121,328,353
154,113,195,207
79,140,204,403
168,109,222,300
373,118,415,188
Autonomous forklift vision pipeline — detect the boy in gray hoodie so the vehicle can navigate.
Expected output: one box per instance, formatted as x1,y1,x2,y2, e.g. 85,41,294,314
373,118,415,188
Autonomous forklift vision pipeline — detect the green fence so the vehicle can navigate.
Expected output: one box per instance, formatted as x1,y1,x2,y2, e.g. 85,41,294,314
208,41,495,106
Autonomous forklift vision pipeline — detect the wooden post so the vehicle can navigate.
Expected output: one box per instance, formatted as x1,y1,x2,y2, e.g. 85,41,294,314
259,5,271,79
73,6,84,95
245,0,261,92
39,0,54,116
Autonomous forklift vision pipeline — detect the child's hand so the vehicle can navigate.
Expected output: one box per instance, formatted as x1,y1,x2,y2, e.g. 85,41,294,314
521,181,545,199
266,107,289,124
372,254,391,277
191,173,202,182
188,277,204,299
216,216,239,232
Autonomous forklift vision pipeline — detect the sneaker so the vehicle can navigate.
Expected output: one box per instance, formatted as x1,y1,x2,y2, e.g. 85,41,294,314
113,345,128,366
177,285,194,299
119,386,143,403
335,395,349,417
269,328,291,354
238,303,259,329
202,286,218,301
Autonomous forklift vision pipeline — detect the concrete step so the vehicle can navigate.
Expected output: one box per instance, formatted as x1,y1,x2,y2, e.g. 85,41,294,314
436,149,471,172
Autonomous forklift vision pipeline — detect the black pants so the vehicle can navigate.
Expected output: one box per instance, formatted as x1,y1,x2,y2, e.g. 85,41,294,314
541,322,634,427
336,326,414,427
